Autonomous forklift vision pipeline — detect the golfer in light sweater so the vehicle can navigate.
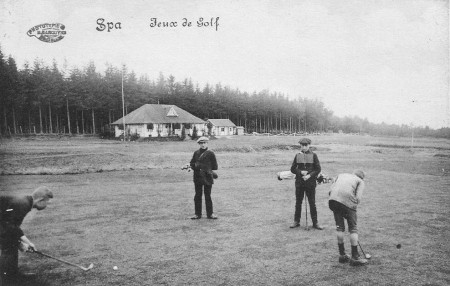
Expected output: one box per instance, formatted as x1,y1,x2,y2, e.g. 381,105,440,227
328,170,368,266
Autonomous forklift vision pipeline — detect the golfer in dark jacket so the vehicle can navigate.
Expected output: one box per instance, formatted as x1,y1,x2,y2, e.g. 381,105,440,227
189,136,218,219
0,186,53,279
289,138,323,229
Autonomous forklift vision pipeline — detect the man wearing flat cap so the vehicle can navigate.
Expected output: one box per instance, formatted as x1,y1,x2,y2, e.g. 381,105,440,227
289,138,323,230
189,136,218,219
0,186,53,280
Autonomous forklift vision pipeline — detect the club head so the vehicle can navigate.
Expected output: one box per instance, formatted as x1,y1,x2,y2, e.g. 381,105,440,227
83,263,94,271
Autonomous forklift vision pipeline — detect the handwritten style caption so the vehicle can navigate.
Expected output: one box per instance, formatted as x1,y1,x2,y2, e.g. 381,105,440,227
150,17,220,31
96,17,220,32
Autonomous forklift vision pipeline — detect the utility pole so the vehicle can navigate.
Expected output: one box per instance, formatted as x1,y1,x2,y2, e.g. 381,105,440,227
304,104,307,133
410,99,416,151
66,95,71,135
122,69,126,141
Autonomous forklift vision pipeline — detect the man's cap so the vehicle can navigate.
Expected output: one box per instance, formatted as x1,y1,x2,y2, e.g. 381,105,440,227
298,138,312,145
32,186,53,200
353,169,365,180
197,136,209,143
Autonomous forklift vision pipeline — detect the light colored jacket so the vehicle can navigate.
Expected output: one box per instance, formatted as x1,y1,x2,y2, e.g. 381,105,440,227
329,173,365,210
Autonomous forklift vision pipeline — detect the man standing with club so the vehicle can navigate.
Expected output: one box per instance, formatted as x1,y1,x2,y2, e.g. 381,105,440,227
189,136,218,220
0,186,54,280
328,170,368,266
289,138,323,230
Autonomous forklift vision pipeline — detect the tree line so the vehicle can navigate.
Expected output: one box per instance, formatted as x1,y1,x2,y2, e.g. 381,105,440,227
1,46,449,139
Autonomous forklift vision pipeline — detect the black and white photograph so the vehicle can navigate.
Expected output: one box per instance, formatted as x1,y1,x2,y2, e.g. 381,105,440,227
0,0,449,285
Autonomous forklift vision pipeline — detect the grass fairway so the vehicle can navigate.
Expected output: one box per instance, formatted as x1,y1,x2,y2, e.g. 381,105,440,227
0,134,449,285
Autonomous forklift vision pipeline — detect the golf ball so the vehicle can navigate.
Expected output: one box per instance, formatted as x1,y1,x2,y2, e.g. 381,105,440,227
113,266,118,270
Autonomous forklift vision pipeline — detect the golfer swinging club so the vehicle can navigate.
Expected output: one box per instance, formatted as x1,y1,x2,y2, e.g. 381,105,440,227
0,186,54,281
189,136,218,219
328,170,368,266
289,138,323,230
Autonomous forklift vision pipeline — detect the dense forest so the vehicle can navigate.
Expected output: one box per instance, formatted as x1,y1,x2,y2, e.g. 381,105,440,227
1,46,449,139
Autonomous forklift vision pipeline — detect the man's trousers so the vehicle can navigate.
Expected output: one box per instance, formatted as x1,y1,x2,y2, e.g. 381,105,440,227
294,183,318,224
194,182,213,217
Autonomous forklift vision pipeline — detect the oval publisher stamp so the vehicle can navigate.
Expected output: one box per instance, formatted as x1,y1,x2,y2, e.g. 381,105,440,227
27,23,67,43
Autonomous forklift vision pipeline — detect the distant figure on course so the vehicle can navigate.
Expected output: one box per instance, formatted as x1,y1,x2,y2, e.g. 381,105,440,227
0,186,54,279
289,138,323,230
328,170,368,266
189,137,218,219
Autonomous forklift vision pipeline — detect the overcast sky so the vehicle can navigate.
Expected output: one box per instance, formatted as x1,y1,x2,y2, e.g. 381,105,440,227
1,0,448,129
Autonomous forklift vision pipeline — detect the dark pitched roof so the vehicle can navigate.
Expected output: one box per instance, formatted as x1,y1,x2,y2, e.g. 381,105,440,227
208,119,236,127
111,104,205,125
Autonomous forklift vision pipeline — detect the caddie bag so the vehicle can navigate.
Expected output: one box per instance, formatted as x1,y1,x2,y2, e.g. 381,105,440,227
199,169,214,185
197,150,217,185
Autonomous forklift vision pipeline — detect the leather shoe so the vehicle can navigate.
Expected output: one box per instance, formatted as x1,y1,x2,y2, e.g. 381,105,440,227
190,215,201,220
350,256,368,266
289,222,300,228
339,254,350,263
207,214,218,219
312,224,324,230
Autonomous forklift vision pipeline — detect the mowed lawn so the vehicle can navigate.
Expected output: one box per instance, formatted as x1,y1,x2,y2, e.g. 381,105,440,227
0,134,449,285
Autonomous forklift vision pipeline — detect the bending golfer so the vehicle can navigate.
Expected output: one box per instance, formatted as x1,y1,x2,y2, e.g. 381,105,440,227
0,186,53,279
189,136,218,219
328,170,368,266
289,138,323,230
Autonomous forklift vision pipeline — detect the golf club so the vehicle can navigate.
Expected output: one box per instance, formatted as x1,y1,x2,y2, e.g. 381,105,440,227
304,193,309,231
33,250,94,271
357,241,372,259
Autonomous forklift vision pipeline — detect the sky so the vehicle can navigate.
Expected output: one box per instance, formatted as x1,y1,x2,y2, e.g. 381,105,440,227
0,0,449,129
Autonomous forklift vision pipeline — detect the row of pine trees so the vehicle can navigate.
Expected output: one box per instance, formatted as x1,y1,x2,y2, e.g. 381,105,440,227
0,45,448,138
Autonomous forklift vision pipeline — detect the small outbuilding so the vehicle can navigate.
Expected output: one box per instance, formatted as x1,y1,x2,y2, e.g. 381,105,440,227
236,126,245,135
111,104,206,138
207,119,237,136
